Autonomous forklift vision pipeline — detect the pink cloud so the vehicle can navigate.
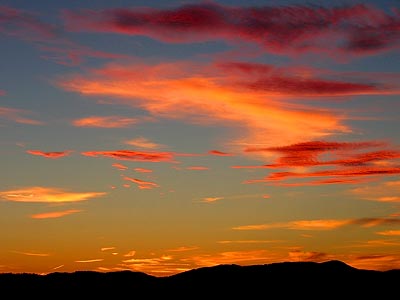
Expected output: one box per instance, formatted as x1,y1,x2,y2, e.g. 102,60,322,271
186,166,209,170
134,168,153,173
26,150,72,159
63,3,400,56
0,106,43,125
72,115,139,128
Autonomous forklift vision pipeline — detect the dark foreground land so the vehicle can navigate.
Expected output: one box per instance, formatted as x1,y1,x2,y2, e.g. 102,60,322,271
1,260,399,297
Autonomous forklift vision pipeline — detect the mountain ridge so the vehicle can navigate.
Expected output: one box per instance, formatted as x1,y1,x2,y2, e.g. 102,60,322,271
1,260,398,297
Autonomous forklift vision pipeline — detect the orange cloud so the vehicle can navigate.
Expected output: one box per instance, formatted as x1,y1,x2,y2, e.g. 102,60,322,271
82,150,175,162
134,167,153,173
72,115,139,128
0,186,106,203
233,217,400,231
26,150,72,158
124,137,164,149
186,166,209,170
0,106,43,125
167,246,199,252
351,180,400,202
112,163,128,170
30,209,82,219
123,176,159,189
376,230,400,236
75,259,104,263
12,251,50,257
201,197,224,203
59,61,352,154
101,247,116,251
208,150,233,156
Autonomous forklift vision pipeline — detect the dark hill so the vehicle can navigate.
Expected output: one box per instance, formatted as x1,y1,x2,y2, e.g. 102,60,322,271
1,260,398,297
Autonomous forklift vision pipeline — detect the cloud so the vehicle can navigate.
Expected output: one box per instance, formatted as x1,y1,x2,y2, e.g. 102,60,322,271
232,217,400,231
0,90,5,96
0,186,106,203
63,3,400,56
167,246,199,252
12,250,50,257
0,5,56,41
59,61,354,152
134,167,153,173
82,150,175,162
26,150,72,158
101,247,116,251
351,180,400,202
376,230,400,236
0,106,43,125
208,150,233,156
112,163,128,170
123,176,159,189
186,166,209,170
201,197,224,203
124,137,165,149
75,259,104,263
72,115,139,128
31,209,82,219
124,250,136,257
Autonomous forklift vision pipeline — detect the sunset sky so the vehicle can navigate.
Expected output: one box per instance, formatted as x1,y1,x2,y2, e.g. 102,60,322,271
1,0,400,276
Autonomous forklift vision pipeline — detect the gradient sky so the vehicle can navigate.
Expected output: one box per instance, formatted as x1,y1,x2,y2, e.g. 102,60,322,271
1,0,400,276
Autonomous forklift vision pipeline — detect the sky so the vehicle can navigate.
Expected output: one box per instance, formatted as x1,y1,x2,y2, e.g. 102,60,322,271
1,0,400,276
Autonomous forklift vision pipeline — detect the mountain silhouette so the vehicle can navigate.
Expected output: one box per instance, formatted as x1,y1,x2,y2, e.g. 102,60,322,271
1,260,398,298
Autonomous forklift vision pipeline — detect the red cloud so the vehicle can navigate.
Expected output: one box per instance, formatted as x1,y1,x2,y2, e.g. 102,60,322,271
81,150,175,162
63,3,400,56
134,168,153,173
186,166,209,170
112,163,128,170
26,150,72,158
208,150,233,156
123,176,159,189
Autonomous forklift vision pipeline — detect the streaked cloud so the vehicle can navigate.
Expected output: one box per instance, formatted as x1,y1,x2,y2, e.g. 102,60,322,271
63,3,400,56
0,186,106,203
124,137,164,149
351,180,400,202
12,250,50,257
218,240,280,244
123,176,159,189
112,163,128,170
101,247,116,251
201,197,224,203
167,246,199,252
30,209,81,219
123,250,136,257
232,217,400,231
72,115,139,128
134,167,153,173
208,150,233,156
0,106,43,125
52,264,64,270
376,230,400,236
26,150,72,159
82,150,175,162
186,166,209,170
75,258,104,263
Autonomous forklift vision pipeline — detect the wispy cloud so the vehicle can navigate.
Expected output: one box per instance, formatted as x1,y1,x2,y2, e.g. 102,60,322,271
63,3,400,57
351,180,400,202
201,197,224,203
31,209,82,219
232,217,400,231
26,150,72,158
123,176,159,189
167,246,199,252
208,150,233,156
72,115,139,128
0,186,106,203
376,230,400,236
124,137,165,149
75,258,104,263
12,250,50,257
112,163,128,170
57,61,351,151
82,150,175,162
0,106,43,125
134,167,153,173
186,166,209,171
101,247,116,251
